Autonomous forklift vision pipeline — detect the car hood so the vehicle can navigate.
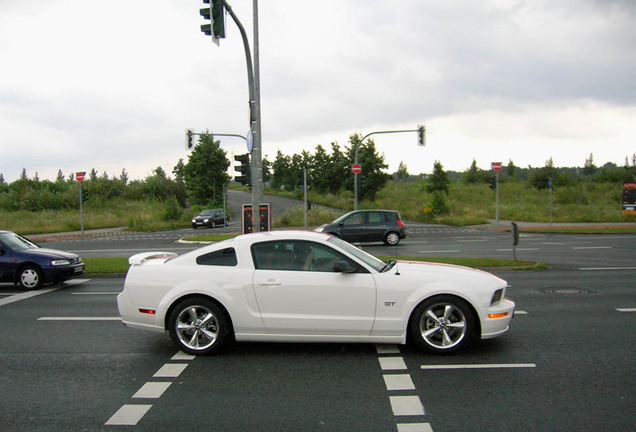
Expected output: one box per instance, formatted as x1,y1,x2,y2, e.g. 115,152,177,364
392,260,507,289
22,248,80,260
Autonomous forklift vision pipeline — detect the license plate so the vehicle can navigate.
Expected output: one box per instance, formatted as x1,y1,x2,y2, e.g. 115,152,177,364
74,266,84,273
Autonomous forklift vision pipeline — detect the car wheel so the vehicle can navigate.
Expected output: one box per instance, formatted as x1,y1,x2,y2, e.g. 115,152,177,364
384,232,401,246
410,295,476,354
168,297,230,355
18,266,43,290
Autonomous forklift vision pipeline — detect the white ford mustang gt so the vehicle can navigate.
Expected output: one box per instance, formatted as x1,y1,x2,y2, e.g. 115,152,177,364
117,231,515,355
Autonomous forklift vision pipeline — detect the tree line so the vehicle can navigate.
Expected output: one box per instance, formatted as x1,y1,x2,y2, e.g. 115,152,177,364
1,127,634,214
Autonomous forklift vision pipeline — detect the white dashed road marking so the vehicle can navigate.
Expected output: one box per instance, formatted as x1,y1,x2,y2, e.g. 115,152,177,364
376,345,432,431
132,382,172,399
105,404,152,426
390,395,426,416
153,363,188,378
106,352,194,426
379,357,407,371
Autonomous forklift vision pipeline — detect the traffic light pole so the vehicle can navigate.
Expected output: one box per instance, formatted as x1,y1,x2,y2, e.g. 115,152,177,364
219,0,263,231
353,128,424,210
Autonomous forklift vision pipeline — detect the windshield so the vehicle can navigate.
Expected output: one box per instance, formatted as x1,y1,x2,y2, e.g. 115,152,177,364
0,232,38,251
327,236,385,272
198,209,214,216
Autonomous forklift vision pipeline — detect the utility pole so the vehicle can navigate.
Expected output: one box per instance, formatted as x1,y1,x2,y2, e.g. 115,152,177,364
203,0,263,231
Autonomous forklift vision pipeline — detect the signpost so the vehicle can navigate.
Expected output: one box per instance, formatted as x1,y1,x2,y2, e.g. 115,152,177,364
351,164,361,175
76,172,86,236
491,162,502,224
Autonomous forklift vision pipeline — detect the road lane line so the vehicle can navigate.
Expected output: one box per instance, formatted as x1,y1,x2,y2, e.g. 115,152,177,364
421,363,536,370
172,351,196,361
376,344,401,354
616,308,636,312
418,250,460,254
153,363,188,378
397,424,434,432
132,382,172,399
497,248,538,252
579,267,636,271
573,246,612,250
71,292,119,295
390,396,425,416
379,357,408,371
384,374,416,391
0,287,60,307
37,317,121,321
105,404,152,426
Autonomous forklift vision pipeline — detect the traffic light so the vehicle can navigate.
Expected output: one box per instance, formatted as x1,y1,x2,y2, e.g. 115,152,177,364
80,188,89,203
185,129,194,150
417,125,426,146
234,154,250,186
200,0,225,42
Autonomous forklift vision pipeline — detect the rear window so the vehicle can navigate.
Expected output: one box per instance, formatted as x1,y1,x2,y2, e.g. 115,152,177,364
196,248,237,266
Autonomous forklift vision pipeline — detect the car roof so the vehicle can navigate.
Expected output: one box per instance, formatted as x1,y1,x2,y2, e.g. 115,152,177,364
235,230,332,244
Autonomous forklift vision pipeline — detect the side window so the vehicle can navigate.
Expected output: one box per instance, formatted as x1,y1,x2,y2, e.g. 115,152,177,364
344,212,366,225
196,248,237,266
253,240,364,273
368,212,382,223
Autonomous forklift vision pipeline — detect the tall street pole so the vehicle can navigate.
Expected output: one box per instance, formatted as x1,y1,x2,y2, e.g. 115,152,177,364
251,0,263,232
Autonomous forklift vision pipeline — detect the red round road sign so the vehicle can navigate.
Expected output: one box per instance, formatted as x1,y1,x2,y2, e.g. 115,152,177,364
76,172,86,182
491,162,502,172
351,164,361,174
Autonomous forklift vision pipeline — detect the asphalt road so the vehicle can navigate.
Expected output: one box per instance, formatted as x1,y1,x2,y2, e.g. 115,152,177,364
1,268,634,431
2,207,635,431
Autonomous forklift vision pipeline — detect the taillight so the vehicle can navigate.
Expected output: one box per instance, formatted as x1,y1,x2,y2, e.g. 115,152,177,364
397,220,405,228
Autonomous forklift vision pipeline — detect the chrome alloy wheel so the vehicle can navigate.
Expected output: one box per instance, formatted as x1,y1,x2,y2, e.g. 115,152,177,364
175,305,219,351
419,303,467,350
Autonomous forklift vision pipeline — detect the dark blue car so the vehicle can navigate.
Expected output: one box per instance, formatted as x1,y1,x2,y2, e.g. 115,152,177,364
0,230,84,289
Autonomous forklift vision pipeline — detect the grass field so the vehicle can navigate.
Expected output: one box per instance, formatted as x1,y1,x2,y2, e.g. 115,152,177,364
1,180,634,235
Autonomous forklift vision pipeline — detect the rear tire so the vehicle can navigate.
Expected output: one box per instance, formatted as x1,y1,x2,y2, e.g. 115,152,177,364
384,232,401,246
168,297,230,355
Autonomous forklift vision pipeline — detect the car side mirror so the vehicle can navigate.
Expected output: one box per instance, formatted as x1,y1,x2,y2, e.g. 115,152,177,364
334,260,357,274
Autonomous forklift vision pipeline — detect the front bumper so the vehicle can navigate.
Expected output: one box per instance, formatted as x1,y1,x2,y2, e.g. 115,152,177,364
42,263,85,283
480,298,515,339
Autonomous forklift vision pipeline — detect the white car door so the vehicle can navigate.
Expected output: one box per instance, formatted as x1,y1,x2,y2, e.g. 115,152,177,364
251,240,377,335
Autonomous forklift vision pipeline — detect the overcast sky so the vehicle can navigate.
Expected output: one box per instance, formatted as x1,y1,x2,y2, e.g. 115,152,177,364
1,0,634,183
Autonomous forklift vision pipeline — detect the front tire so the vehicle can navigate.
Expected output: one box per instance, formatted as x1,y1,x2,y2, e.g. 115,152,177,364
18,266,43,290
168,297,230,355
410,295,476,354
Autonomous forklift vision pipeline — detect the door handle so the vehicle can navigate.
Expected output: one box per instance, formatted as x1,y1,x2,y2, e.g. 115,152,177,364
258,280,281,286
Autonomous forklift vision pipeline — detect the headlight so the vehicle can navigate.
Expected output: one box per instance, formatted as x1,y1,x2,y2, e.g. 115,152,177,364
204,218,209,223
51,259,71,266
490,287,505,305
191,219,196,223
